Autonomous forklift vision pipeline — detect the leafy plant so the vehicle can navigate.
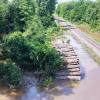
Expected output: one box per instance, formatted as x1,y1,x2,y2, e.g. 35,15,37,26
0,60,21,86
3,32,33,69
43,77,53,87
36,0,56,27
3,29,63,74
0,0,63,87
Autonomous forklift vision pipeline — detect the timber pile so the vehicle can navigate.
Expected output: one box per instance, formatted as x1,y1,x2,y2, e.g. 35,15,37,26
53,38,80,81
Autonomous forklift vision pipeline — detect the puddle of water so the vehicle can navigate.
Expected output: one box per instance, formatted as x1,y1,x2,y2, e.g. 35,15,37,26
70,36,99,74
21,73,80,100
0,81,24,100
0,73,80,100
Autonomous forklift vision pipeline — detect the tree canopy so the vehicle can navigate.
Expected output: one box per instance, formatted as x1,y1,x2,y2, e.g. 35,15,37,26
36,0,56,27
56,0,100,32
0,0,63,87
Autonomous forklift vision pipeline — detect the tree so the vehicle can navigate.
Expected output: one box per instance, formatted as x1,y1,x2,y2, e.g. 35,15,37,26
0,0,36,34
96,0,100,31
56,0,99,31
10,0,35,32
0,0,9,34
36,0,56,27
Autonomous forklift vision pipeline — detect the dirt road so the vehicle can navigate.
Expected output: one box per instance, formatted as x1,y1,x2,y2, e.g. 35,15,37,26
55,17,100,57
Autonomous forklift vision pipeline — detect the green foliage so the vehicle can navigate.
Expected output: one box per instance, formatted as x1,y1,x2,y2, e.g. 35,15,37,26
0,0,9,34
0,0,56,33
36,0,56,17
3,30,63,75
8,0,35,32
26,16,44,35
56,0,100,32
1,0,63,86
0,60,21,86
30,42,63,75
0,0,36,34
36,0,56,27
43,77,53,87
3,32,33,69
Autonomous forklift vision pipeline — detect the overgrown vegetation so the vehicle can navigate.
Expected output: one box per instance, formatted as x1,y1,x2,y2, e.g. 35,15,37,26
0,60,21,86
0,0,63,87
56,0,100,32
36,0,56,28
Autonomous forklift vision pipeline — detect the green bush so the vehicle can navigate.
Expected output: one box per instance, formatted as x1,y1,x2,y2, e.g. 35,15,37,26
26,16,44,36
29,42,63,76
43,47,63,76
3,32,33,69
3,30,63,76
43,77,53,87
0,60,21,86
0,0,9,34
36,0,56,28
0,62,5,79
1,0,62,86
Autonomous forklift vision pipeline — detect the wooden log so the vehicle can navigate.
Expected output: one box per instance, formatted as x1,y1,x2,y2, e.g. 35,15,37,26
63,62,79,66
66,65,80,69
64,57,79,60
53,44,68,48
53,40,63,45
59,48,74,52
64,59,79,63
67,68,80,72
56,48,74,52
62,56,79,59
64,52,77,55
59,68,80,73
54,43,69,46
67,46,73,49
55,71,80,76
62,53,77,57
55,76,80,81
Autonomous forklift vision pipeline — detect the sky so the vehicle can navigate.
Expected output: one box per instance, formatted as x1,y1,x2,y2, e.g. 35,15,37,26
57,0,73,3
8,0,96,3
57,0,96,3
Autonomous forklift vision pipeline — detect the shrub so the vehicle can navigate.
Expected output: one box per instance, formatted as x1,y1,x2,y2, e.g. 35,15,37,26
3,32,33,69
0,61,5,79
0,60,21,86
26,16,44,36
43,77,53,87
46,26,61,40
29,42,63,76
3,29,63,77
44,47,63,75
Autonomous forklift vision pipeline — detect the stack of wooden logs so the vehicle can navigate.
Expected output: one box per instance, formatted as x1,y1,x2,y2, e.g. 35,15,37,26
53,38,80,81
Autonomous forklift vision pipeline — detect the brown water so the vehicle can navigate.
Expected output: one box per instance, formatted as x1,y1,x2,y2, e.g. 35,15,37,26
0,81,24,100
0,36,100,100
0,73,79,100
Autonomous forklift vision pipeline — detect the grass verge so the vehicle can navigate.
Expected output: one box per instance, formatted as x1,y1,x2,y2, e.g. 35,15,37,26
57,15,100,43
75,23,100,43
